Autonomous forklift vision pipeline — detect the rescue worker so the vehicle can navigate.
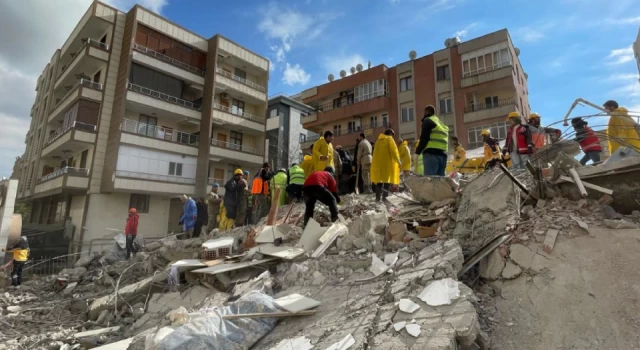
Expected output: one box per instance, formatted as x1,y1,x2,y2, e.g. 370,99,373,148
124,208,139,259
303,167,341,227
312,131,335,172
333,145,343,181
235,170,250,227
194,197,207,238
178,195,197,239
301,145,314,179
481,130,502,169
371,129,402,202
416,105,449,176
206,184,222,233
287,163,305,202
2,236,29,288
603,100,640,154
413,143,424,176
356,133,373,193
504,111,534,169
528,113,561,150
398,138,412,177
450,136,466,170
221,169,243,230
273,168,288,206
571,117,603,165
251,162,273,224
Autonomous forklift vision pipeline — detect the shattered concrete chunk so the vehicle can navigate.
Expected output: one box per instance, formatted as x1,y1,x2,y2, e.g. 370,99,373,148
509,244,534,270
89,273,168,320
418,278,461,306
604,219,638,229
405,176,458,203
501,262,522,279
479,248,505,280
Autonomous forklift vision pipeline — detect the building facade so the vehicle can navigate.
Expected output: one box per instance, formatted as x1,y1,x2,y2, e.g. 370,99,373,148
298,29,530,153
265,95,315,170
11,1,269,250
634,26,640,85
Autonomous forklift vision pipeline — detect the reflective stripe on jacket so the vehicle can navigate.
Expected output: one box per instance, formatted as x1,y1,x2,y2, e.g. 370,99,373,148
288,165,305,185
425,116,449,152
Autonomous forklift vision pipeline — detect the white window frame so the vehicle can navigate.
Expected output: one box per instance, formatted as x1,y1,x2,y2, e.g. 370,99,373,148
463,48,513,78
399,76,413,92
401,106,415,123
439,98,452,114
168,162,183,176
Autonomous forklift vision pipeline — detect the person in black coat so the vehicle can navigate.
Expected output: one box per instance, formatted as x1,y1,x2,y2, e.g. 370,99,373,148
194,197,208,237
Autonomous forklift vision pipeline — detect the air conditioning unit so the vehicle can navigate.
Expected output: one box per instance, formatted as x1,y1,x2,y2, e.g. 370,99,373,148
201,237,234,260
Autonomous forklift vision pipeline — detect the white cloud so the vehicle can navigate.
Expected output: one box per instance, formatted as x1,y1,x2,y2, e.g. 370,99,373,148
603,16,640,26
606,46,635,65
453,23,479,38
322,54,368,76
514,27,545,43
282,63,311,86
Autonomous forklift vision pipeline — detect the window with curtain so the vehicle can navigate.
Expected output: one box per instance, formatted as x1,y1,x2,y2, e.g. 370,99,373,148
130,63,184,98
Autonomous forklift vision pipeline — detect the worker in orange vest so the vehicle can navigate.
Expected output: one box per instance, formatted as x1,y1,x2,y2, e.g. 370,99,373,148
251,162,273,224
528,113,560,150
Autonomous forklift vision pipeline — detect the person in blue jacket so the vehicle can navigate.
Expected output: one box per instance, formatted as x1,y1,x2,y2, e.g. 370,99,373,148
179,194,197,239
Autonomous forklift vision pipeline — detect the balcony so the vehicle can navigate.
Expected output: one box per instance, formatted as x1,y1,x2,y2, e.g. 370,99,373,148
113,170,196,196
132,43,205,87
463,97,516,123
120,119,199,156
210,139,264,166
303,92,390,129
217,36,269,73
60,2,114,59
212,103,265,133
34,167,90,197
56,39,109,91
41,121,96,158
49,79,103,123
126,83,202,122
461,64,513,88
215,68,267,103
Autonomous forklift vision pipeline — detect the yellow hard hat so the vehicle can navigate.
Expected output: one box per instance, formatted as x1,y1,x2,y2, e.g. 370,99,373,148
234,168,243,175
529,113,540,119
480,129,491,136
507,111,520,120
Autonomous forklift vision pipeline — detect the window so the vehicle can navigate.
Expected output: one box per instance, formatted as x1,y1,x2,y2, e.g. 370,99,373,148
93,70,101,84
333,97,341,108
100,33,107,44
130,63,184,98
436,65,450,81
269,108,278,118
333,124,342,135
299,133,306,142
129,194,150,213
80,150,88,169
168,162,183,176
467,122,509,149
382,114,389,127
370,116,378,127
347,121,356,133
138,115,157,137
234,68,247,80
230,131,243,150
355,79,387,102
400,76,413,92
401,107,414,123
484,96,499,109
439,98,452,114
462,48,512,77
231,99,244,116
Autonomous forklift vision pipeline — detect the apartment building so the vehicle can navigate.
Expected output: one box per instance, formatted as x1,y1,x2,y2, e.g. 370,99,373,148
266,94,315,170
298,29,530,153
634,26,640,85
11,1,269,250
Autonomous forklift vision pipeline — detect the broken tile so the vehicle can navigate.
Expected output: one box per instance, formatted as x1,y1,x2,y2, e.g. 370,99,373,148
405,323,421,337
274,293,320,313
393,321,406,331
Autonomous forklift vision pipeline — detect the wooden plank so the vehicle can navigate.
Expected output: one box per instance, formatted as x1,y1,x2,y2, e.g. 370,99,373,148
222,310,316,319
559,175,613,195
543,229,559,254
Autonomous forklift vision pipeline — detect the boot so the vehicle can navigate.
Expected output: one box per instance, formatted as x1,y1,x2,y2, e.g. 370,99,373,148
375,184,382,202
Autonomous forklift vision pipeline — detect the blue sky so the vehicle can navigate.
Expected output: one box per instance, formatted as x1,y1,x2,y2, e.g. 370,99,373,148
1,0,639,178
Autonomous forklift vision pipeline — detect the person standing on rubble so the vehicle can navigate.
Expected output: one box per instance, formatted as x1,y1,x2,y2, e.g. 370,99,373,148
371,129,402,202
235,171,250,226
179,195,197,239
415,105,449,176
302,167,341,227
273,168,288,206
357,133,373,193
124,208,139,259
528,113,561,150
312,131,335,172
450,136,466,171
504,111,534,170
251,162,273,224
220,169,244,230
206,184,222,233
301,145,315,179
333,145,342,181
2,236,29,288
602,100,640,154
481,130,502,169
287,163,305,202
398,138,412,177
193,197,207,237
571,117,603,165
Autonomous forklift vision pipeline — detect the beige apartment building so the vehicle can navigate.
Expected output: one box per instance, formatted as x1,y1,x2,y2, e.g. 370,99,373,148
11,1,269,252
298,29,530,153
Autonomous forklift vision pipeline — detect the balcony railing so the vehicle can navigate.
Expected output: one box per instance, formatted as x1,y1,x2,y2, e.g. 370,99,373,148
213,103,265,124
115,170,196,184
55,78,103,108
464,97,516,113
216,68,266,93
314,90,390,113
45,121,96,147
59,38,109,77
210,139,262,156
38,167,89,184
121,119,199,146
462,61,512,78
127,83,201,110
132,43,205,76
208,177,225,185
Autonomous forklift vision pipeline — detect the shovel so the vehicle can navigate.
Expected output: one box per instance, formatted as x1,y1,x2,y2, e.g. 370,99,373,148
355,166,361,195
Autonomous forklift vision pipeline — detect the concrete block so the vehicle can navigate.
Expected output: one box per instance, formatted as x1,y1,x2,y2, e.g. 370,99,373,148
501,262,522,280
479,249,504,280
405,176,458,203
509,244,534,270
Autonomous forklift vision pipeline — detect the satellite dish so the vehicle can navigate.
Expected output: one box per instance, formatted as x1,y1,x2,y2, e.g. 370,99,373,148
444,38,452,48
409,50,417,60
339,70,346,78
328,74,334,82
452,37,461,45
350,67,356,74
356,64,363,72
514,47,521,56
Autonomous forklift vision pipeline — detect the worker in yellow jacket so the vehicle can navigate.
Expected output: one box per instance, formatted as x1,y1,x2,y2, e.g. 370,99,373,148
312,131,335,172
1,236,29,288
450,136,466,169
371,129,401,202
603,100,640,154
301,145,314,179
398,139,411,176
481,130,502,169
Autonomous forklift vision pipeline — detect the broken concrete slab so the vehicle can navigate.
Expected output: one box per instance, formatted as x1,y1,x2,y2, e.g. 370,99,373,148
252,244,306,260
312,222,348,258
479,248,505,281
274,293,320,313
299,218,326,253
405,176,458,203
418,278,461,306
256,225,285,244
604,219,639,229
509,244,534,270
543,229,560,254
502,262,522,279
399,298,420,313
90,337,133,350
192,258,277,275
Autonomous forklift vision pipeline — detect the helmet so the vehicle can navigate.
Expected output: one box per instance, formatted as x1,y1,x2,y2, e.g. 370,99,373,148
507,111,520,120
234,168,243,175
243,170,249,176
480,129,491,136
529,113,540,119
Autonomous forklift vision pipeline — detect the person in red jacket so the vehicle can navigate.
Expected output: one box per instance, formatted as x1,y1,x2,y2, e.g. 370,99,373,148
125,208,139,259
302,167,341,227
571,117,603,165
504,111,534,169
